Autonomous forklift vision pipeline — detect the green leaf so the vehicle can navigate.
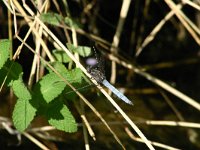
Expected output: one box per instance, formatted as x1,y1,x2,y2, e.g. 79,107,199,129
52,49,71,63
33,64,85,104
0,39,10,70
12,80,36,132
40,13,81,29
67,44,92,57
64,17,81,29
32,72,66,103
49,62,87,98
63,68,83,84
0,61,23,86
75,46,91,57
62,67,90,101
47,62,68,74
40,13,62,26
46,100,77,133
48,62,84,84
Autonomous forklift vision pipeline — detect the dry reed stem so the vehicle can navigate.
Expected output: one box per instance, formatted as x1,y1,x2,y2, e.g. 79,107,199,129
183,0,200,11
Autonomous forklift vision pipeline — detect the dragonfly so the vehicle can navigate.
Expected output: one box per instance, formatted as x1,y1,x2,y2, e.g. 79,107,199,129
87,47,133,105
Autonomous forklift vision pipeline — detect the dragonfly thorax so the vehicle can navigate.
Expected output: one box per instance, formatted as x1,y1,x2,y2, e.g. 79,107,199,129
87,67,105,84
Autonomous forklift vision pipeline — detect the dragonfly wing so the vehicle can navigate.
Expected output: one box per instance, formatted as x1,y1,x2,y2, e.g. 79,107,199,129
102,80,133,105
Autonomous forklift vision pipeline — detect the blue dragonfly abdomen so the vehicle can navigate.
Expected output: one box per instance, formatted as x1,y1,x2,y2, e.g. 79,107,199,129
102,79,133,105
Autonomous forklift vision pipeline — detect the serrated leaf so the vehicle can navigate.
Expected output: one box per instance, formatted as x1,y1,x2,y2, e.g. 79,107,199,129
33,72,66,103
12,80,36,132
0,61,23,86
52,49,71,63
46,100,77,133
0,39,10,70
67,44,91,57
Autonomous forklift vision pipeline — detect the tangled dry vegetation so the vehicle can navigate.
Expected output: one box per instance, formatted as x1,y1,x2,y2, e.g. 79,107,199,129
1,0,200,149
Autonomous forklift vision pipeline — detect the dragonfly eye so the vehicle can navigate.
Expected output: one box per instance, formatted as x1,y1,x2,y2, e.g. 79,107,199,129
86,58,97,66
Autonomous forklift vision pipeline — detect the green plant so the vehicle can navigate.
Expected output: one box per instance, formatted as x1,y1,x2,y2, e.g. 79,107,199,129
0,39,91,133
